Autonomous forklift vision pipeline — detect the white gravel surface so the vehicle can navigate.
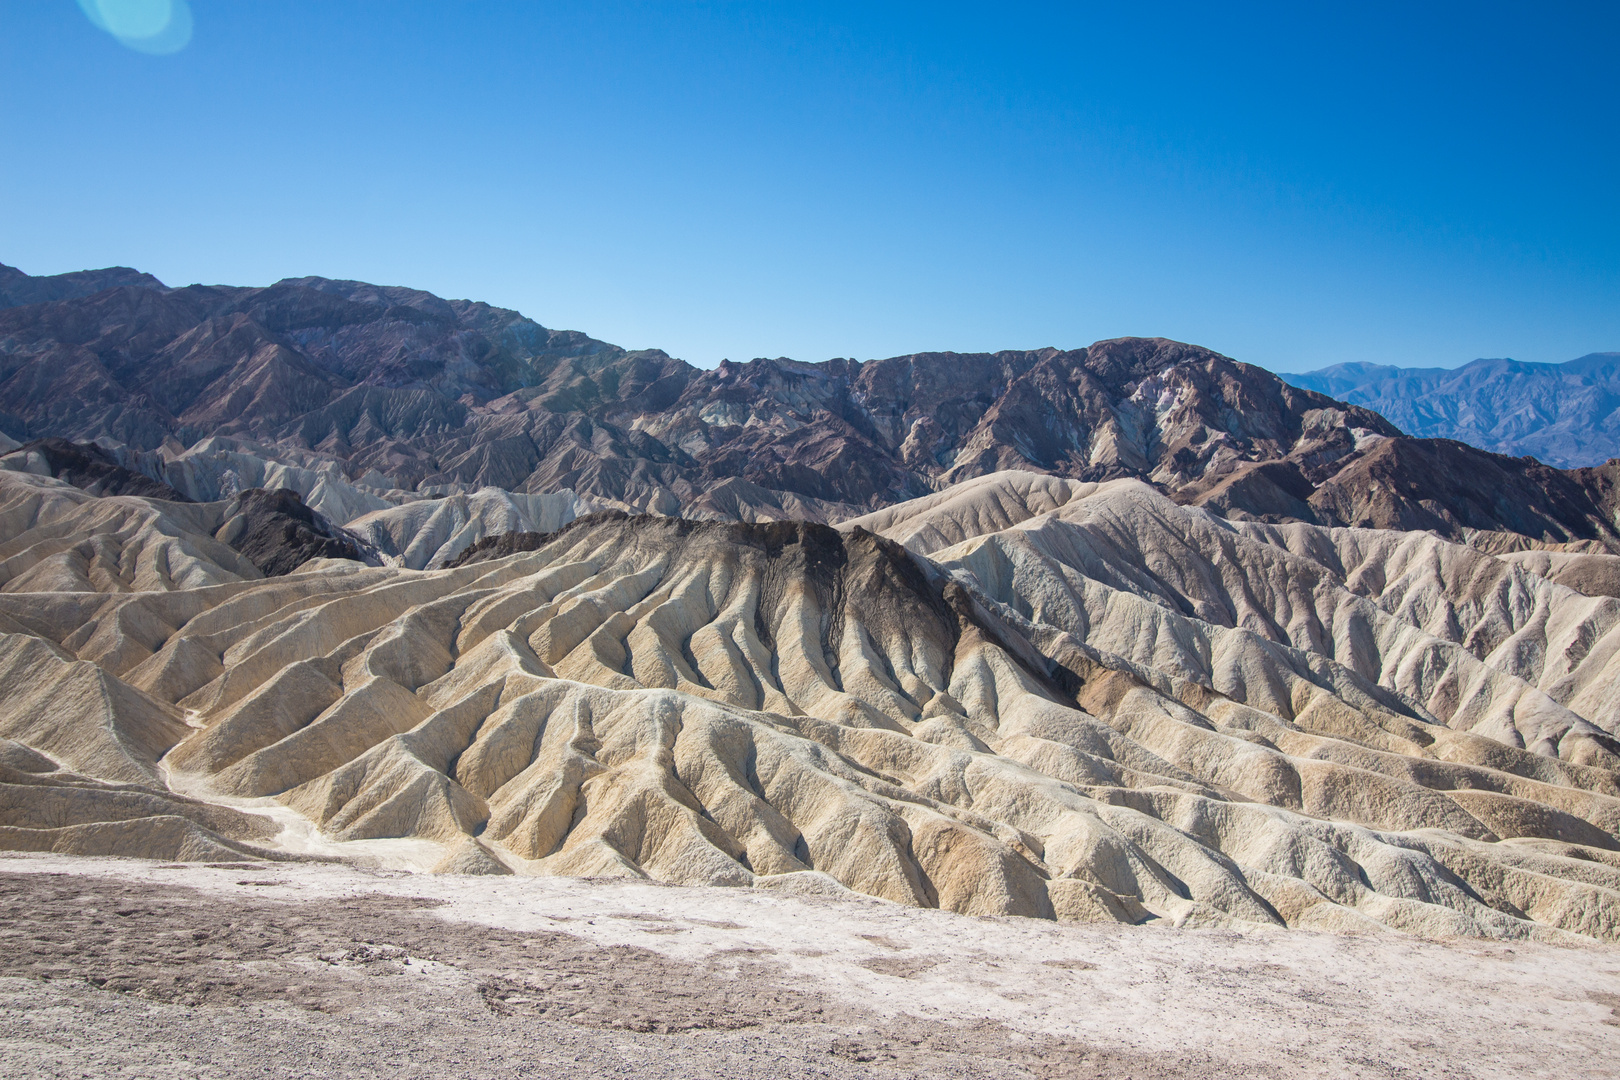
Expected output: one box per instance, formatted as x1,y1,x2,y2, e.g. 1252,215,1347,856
4,853,1619,1079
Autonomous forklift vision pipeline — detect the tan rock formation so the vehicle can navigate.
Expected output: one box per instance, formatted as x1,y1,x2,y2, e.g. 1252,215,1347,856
347,487,590,569
0,470,258,592
0,470,1616,941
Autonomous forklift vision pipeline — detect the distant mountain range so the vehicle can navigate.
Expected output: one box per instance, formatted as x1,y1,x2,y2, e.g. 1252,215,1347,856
1280,354,1620,468
3,259,1619,553
0,262,163,309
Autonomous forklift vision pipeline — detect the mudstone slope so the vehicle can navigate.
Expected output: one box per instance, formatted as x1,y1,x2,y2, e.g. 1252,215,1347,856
0,467,1618,941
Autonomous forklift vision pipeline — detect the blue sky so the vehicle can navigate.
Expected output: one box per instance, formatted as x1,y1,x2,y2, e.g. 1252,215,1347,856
1,2,1616,372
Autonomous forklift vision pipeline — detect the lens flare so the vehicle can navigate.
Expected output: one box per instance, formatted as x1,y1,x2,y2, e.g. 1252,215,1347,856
76,0,194,55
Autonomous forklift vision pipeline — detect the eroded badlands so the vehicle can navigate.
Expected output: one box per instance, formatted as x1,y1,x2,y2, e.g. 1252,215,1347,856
2,468,1619,942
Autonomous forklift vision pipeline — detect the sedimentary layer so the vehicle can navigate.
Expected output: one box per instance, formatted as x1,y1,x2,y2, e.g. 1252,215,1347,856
0,469,1616,940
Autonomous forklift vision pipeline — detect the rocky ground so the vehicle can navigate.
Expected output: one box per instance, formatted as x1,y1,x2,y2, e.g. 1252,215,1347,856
3,854,1618,1079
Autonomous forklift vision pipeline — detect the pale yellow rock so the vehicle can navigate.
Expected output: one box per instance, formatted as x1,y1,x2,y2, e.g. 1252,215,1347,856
0,470,1615,941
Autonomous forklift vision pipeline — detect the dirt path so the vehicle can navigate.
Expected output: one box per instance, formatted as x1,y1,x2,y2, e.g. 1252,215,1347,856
3,854,1619,1079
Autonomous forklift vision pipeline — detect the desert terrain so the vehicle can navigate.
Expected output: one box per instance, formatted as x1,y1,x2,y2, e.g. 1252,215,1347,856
5,466,1620,938
5,853,1619,1079
3,264,1620,1077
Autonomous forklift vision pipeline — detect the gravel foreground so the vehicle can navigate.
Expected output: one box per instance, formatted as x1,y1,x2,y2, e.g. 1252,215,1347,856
3,855,1619,1079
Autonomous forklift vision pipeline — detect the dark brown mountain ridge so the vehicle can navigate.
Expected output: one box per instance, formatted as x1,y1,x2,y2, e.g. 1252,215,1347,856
2,260,1616,549
0,262,163,310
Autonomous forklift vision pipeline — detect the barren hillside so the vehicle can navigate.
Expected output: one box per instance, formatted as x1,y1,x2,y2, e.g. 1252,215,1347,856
4,262,1619,543
1,467,1617,941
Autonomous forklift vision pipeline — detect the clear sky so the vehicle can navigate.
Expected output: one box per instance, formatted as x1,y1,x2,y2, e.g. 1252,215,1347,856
1,2,1616,373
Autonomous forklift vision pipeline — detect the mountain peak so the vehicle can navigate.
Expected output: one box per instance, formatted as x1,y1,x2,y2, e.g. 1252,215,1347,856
1,262,1615,548
0,261,167,310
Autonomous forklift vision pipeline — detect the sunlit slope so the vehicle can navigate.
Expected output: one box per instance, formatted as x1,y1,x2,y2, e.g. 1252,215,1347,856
0,472,1617,939
0,470,259,592
861,475,1620,765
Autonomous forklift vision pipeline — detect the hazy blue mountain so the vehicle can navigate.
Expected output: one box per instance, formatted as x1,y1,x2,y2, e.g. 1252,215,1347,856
1279,354,1620,467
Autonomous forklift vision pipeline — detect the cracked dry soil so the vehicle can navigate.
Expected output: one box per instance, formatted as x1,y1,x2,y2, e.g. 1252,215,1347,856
0,870,1209,1079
